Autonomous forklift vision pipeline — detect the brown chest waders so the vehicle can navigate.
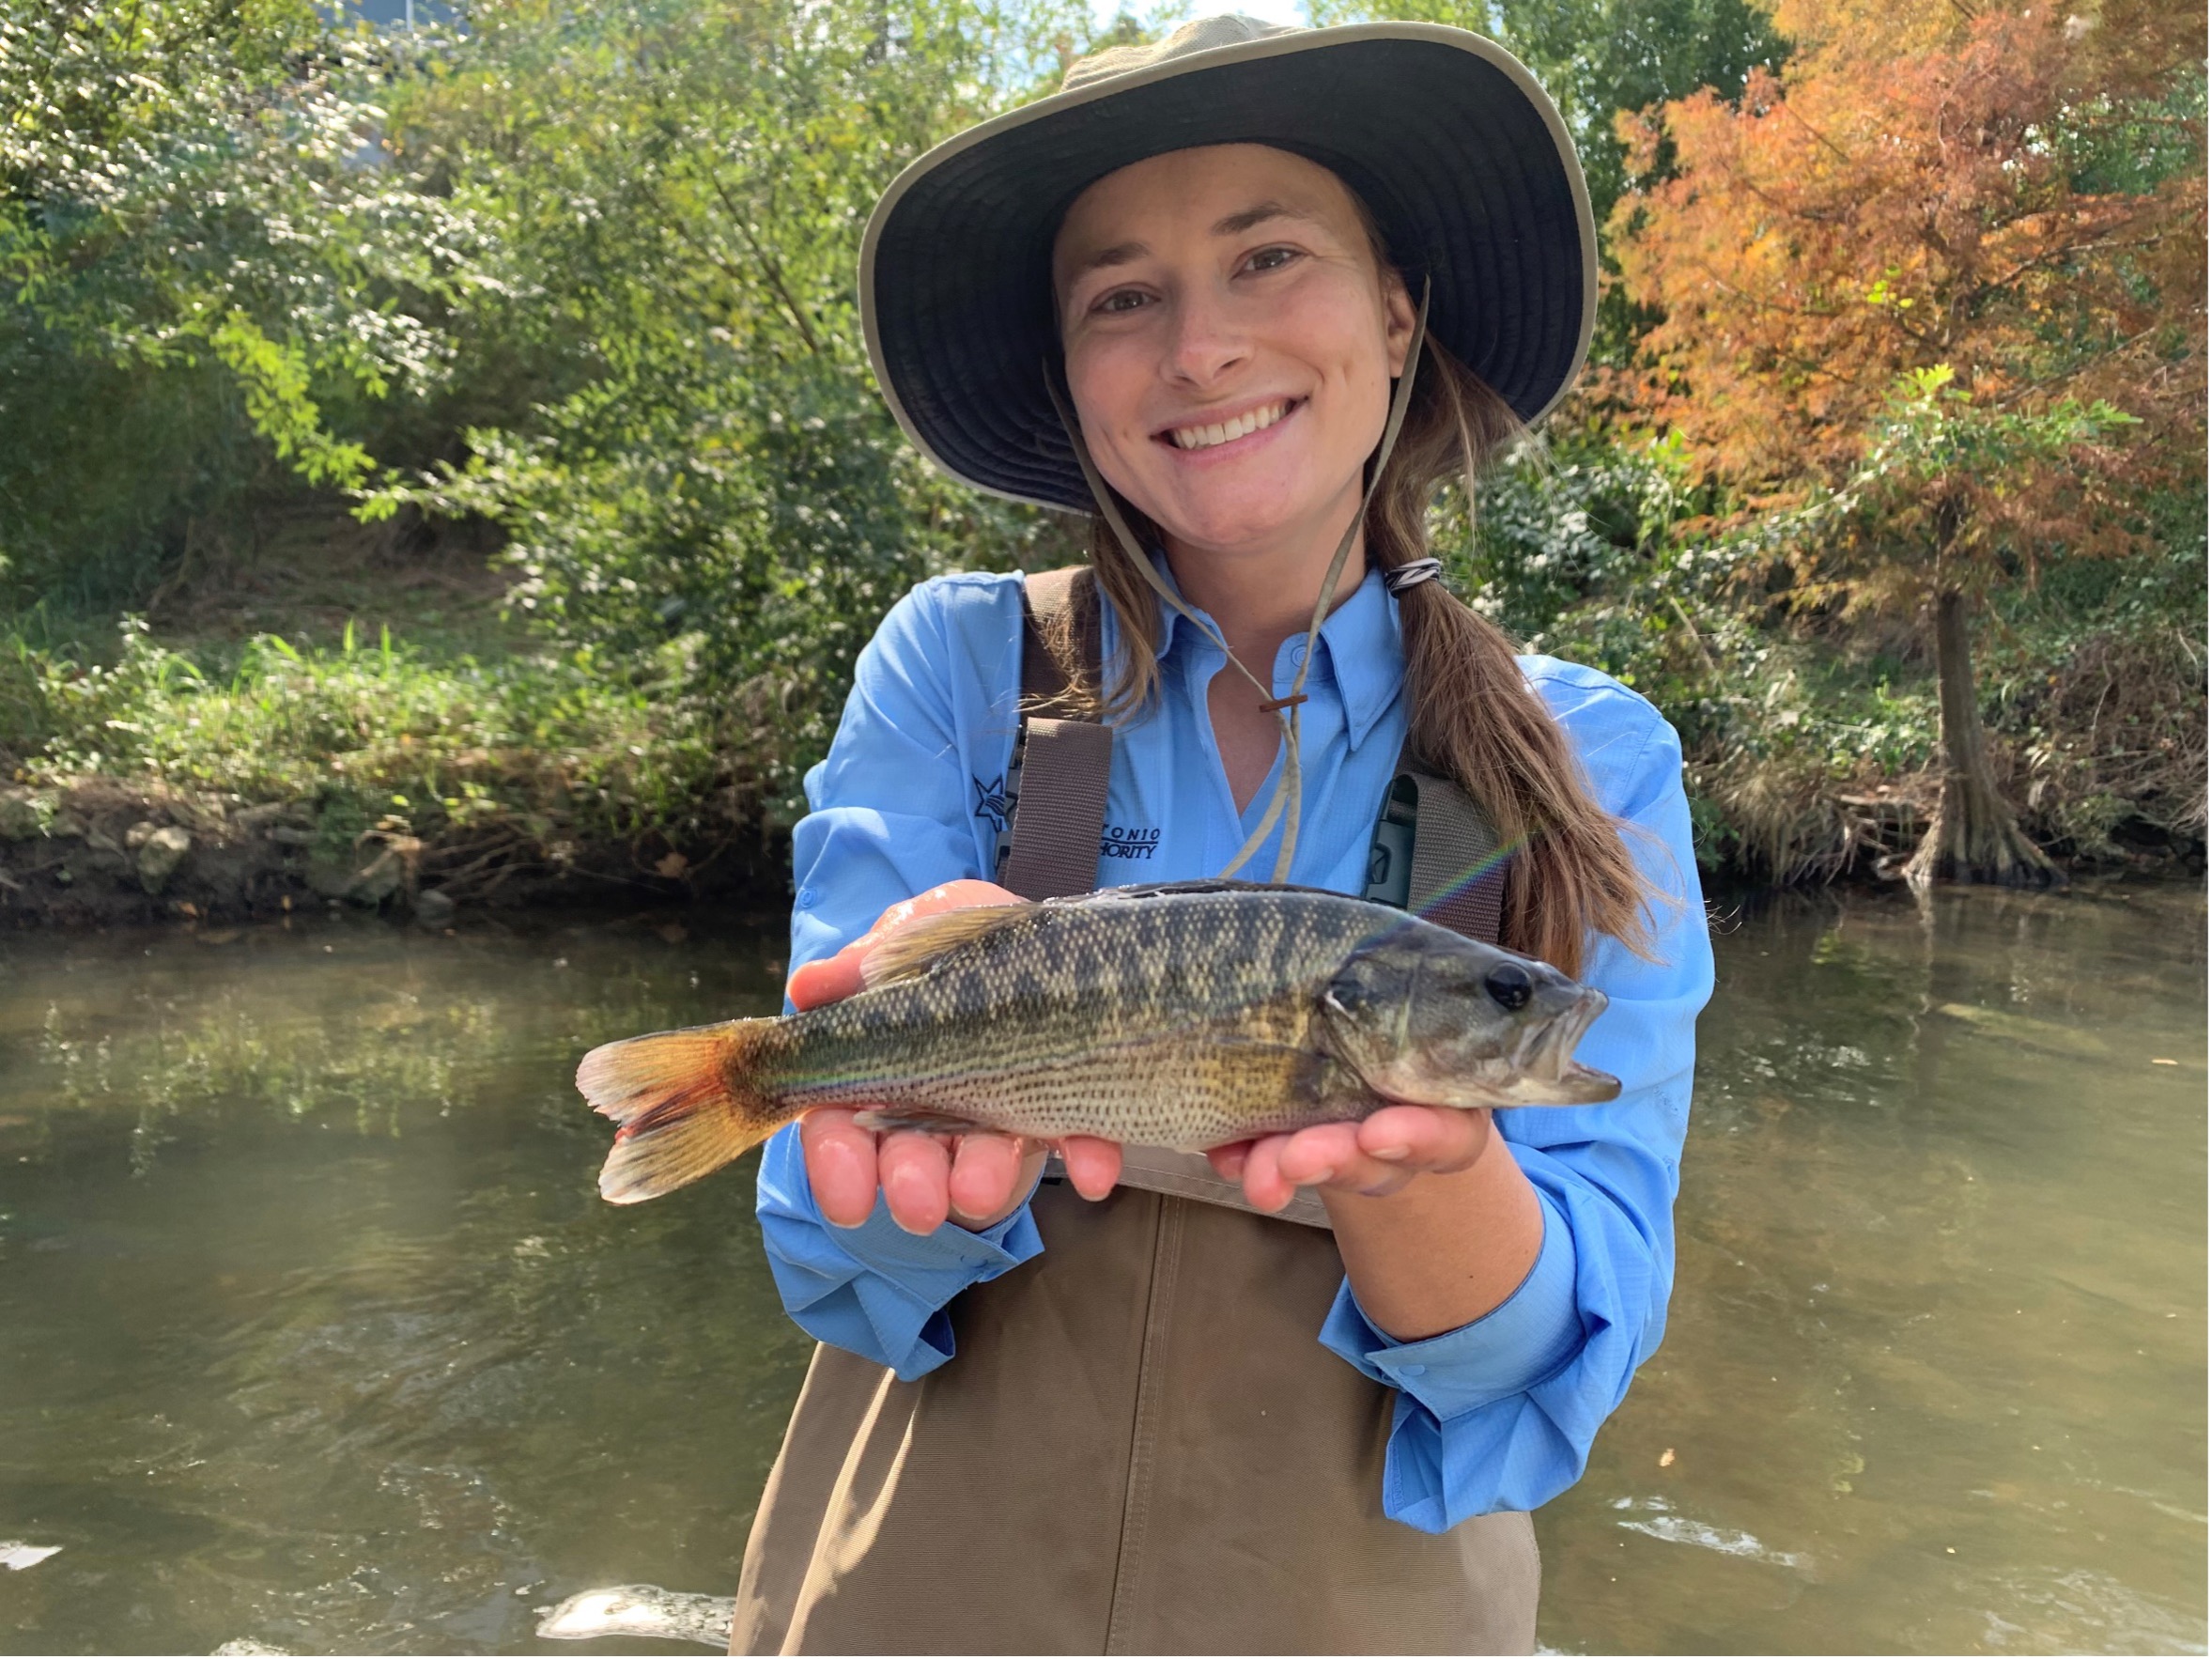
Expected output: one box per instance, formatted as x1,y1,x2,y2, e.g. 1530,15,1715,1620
731,569,1539,1656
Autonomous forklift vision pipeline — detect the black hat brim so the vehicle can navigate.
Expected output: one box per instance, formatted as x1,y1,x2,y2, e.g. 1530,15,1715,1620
859,23,1596,514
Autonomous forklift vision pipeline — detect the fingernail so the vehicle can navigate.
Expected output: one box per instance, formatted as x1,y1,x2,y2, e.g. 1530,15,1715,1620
1303,1165,1338,1186
1370,1144,1410,1161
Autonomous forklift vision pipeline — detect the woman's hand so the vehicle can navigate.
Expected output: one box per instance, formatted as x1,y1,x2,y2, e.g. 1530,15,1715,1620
1208,1103,1547,1342
1203,1104,1494,1215
788,880,1123,1235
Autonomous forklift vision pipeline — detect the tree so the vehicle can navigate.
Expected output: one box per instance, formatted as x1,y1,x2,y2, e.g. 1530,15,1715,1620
0,0,476,608
369,0,1102,810
1311,0,1787,359
1612,0,2205,884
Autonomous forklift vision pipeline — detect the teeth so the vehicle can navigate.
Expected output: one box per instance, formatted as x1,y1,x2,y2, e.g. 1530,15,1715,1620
1170,401,1289,451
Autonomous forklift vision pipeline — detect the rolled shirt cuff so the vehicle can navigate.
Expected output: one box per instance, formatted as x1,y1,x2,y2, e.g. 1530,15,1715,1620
1318,1191,1584,1420
757,1125,1044,1379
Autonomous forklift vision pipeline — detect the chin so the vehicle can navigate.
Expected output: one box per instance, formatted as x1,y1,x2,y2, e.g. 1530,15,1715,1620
1150,477,1329,555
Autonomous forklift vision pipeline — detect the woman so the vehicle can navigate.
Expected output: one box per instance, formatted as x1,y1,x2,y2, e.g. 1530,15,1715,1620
734,17,1712,1654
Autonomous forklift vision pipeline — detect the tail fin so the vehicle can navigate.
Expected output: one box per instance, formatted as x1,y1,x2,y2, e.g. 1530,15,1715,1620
575,1020,786,1204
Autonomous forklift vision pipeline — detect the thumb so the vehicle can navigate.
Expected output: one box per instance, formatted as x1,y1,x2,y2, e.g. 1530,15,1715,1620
786,949,864,1011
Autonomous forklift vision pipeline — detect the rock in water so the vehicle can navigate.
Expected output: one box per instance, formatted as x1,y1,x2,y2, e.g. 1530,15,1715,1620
535,1585,735,1649
135,826,192,895
413,887,456,928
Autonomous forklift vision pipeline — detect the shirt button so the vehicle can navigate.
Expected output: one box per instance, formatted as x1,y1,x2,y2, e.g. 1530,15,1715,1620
797,887,819,908
1400,1363,1427,1378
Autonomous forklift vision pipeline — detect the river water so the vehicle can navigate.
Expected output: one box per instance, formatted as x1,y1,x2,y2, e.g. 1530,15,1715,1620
0,882,2203,1655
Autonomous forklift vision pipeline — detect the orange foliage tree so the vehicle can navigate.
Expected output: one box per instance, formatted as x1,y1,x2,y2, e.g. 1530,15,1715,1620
1611,0,2205,884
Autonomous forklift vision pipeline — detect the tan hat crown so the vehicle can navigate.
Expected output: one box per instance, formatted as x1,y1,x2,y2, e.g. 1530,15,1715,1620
1060,14,1298,93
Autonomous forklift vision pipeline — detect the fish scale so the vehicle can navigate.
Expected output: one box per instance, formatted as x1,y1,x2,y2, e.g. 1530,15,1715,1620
575,881,1619,1205
758,891,1404,1140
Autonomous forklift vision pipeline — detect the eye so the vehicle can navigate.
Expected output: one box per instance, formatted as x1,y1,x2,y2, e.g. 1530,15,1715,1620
1242,245,1302,275
1091,287,1152,316
1483,963,1534,1012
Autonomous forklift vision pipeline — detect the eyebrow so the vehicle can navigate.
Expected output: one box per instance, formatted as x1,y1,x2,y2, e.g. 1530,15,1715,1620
1064,201,1324,280
1211,199,1318,238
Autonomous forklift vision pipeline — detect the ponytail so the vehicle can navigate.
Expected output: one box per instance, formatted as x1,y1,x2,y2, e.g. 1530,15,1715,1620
1367,341,1655,977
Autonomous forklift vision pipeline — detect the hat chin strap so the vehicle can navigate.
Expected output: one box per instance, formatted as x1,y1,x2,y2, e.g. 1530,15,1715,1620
1044,278,1431,883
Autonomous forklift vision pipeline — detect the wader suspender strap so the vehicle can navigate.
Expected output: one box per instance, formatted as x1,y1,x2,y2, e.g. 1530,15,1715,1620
1008,567,1507,1231
998,567,1114,900
1364,770,1508,944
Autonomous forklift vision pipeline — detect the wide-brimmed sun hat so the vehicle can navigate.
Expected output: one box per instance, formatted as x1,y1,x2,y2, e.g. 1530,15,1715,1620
859,13,1597,514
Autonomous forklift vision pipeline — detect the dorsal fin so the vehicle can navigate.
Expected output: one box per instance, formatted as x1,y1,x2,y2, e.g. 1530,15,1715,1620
1045,877,1319,907
858,901,1040,991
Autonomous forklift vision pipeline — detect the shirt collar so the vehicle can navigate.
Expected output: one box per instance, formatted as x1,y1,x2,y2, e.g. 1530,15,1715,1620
1140,554,1405,752
1311,566,1405,752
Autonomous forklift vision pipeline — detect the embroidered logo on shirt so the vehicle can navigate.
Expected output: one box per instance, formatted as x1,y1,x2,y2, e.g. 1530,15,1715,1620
972,774,1011,833
1100,824,1161,861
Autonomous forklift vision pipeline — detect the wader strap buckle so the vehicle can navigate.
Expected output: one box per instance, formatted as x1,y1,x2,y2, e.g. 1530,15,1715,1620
1361,767,1508,945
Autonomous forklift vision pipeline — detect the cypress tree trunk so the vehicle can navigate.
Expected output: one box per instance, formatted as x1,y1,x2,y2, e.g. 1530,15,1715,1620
1904,585,2061,890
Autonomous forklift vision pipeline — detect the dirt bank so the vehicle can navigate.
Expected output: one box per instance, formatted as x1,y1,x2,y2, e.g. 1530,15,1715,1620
0,781,783,929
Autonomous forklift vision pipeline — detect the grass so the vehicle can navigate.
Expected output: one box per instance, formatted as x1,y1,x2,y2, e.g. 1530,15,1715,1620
23,620,707,832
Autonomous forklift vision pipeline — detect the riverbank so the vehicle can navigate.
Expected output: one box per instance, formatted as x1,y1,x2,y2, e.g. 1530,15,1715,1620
0,778,789,930
0,499,2198,932
1,755,2195,934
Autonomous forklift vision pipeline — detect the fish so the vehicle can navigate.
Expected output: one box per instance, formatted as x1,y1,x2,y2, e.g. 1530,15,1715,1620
575,880,1619,1204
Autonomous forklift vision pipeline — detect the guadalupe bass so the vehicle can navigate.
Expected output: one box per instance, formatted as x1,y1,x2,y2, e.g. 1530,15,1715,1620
576,880,1619,1204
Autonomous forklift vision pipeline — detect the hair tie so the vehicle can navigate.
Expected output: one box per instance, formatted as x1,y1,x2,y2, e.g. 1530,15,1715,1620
1383,557,1444,596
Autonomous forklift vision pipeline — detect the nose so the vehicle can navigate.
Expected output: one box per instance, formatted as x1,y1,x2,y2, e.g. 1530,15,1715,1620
1483,962,1534,1011
1163,286,1250,390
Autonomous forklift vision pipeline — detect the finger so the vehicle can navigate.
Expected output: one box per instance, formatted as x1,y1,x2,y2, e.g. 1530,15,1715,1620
1273,1123,1365,1188
1205,1140,1253,1181
787,950,865,1011
876,1131,953,1235
787,880,1026,1010
800,1109,882,1229
1355,1105,1491,1173
1058,1135,1121,1201
947,1132,1029,1226
1274,1124,1416,1199
1240,1134,1295,1214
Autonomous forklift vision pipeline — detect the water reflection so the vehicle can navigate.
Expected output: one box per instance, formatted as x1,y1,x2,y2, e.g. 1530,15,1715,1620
1,916,813,1655
0,885,2203,1654
1536,881,2207,1655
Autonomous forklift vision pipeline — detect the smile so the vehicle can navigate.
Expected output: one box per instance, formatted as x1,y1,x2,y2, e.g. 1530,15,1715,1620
1158,398,1300,452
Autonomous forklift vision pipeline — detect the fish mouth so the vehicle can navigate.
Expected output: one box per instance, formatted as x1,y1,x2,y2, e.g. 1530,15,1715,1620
1512,987,1616,1096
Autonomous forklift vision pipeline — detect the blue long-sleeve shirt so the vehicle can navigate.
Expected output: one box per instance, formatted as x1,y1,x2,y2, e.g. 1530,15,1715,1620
756,566,1713,1530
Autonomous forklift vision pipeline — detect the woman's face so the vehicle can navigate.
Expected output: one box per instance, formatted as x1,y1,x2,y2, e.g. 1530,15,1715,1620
1053,144,1415,565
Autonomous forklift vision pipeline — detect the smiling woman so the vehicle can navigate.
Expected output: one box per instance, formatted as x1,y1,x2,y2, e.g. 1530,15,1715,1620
1054,152,1413,569
719,15,1714,1656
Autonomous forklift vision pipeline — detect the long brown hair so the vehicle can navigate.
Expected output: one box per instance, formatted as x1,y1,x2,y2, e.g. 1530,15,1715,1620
1057,338,1655,978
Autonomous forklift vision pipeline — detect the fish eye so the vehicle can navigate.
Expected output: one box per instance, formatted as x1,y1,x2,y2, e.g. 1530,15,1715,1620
1483,962,1534,1012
